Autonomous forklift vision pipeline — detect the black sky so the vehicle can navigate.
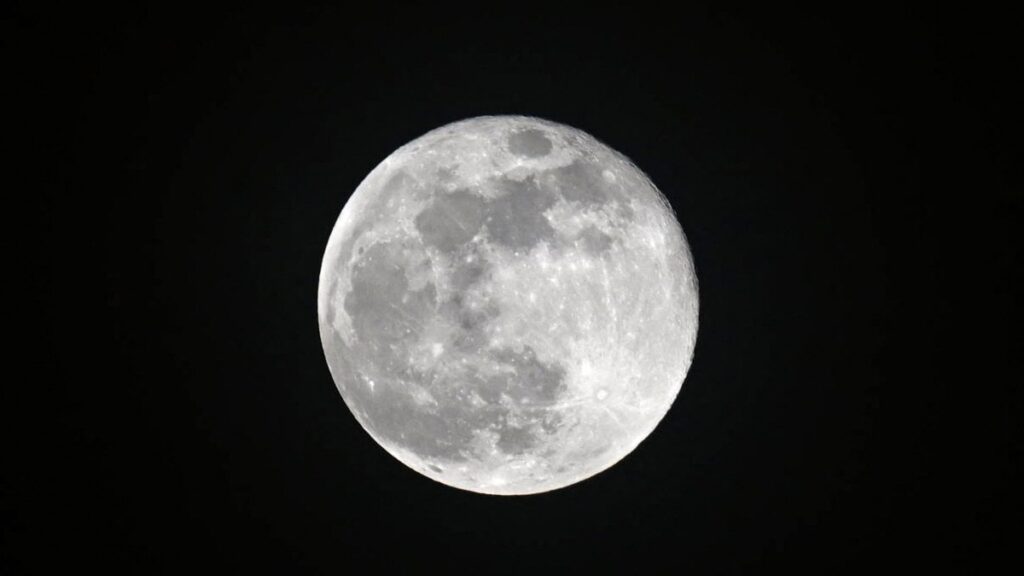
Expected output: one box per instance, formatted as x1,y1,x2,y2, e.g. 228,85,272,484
7,4,1018,573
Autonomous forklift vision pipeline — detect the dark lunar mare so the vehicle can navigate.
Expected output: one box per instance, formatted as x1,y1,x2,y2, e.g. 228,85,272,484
507,128,553,157
485,176,558,251
335,198,571,461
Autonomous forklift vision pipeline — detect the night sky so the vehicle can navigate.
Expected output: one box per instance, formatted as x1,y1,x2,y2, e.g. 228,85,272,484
9,4,1018,573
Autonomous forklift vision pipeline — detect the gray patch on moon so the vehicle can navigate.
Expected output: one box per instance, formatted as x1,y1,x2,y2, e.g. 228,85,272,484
344,240,436,371
415,174,560,254
488,346,567,405
341,346,569,463
542,159,636,223
448,252,489,292
348,170,420,247
414,189,487,251
576,225,614,255
508,128,553,157
495,425,537,455
485,176,557,251
545,159,611,207
448,297,498,337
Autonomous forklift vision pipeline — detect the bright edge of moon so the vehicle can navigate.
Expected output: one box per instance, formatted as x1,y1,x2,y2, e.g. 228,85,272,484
317,115,698,495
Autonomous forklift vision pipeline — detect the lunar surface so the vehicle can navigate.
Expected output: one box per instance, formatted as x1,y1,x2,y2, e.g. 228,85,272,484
318,116,698,495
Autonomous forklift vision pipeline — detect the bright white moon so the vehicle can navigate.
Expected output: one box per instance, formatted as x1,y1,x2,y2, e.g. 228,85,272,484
318,116,698,495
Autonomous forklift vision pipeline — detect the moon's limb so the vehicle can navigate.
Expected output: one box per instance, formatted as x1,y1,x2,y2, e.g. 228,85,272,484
318,116,698,495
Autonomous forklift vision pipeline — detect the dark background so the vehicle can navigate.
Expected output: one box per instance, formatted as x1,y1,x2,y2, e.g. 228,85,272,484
7,4,1018,573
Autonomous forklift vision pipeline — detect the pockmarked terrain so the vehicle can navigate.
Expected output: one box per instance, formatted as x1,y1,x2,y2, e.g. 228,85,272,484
318,116,698,495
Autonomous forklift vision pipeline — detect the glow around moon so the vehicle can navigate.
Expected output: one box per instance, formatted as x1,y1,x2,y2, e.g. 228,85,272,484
318,116,698,495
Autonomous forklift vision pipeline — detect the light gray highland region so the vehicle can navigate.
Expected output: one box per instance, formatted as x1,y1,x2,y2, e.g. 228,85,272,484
318,116,699,495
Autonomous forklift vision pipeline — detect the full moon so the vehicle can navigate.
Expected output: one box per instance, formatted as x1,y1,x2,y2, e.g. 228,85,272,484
318,116,698,495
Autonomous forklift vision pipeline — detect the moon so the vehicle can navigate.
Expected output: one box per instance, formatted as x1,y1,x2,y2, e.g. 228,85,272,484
318,116,698,495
